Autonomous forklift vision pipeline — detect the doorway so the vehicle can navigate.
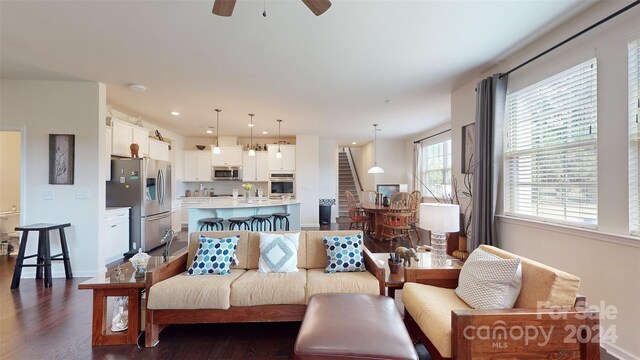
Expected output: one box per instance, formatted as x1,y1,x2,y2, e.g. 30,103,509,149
0,130,22,254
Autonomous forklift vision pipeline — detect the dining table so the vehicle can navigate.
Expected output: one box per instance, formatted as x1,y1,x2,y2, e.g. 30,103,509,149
361,202,390,240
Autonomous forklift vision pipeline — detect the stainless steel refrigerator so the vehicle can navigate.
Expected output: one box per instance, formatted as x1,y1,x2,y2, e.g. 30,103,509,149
107,158,172,253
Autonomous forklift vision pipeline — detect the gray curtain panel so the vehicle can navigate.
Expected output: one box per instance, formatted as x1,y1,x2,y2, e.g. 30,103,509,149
470,73,508,249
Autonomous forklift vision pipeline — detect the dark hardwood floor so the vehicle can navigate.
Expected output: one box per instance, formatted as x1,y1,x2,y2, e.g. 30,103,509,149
0,225,419,360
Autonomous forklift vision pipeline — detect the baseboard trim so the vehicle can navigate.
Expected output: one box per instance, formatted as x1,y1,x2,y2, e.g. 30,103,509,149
602,341,640,360
20,269,98,279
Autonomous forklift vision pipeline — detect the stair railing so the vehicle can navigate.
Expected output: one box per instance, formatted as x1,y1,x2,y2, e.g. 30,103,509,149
345,147,364,203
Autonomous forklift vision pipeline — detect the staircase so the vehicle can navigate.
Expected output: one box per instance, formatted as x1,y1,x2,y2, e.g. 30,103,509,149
338,151,359,221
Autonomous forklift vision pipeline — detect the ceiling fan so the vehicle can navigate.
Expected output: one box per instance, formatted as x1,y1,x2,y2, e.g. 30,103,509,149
212,0,332,17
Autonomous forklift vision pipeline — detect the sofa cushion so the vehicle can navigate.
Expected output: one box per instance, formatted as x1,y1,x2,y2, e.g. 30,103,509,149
455,247,522,309
306,268,379,303
479,245,581,308
230,269,307,306
403,283,472,359
187,235,240,275
258,232,300,273
147,270,246,310
189,231,249,270
306,231,364,269
323,233,366,273
247,231,307,269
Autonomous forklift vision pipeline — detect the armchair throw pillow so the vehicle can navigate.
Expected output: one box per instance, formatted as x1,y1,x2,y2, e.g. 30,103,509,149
455,247,522,309
323,233,365,273
187,235,240,275
258,232,300,273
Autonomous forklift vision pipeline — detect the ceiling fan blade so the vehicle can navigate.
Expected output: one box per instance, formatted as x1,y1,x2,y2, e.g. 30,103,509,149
212,0,236,17
301,0,331,16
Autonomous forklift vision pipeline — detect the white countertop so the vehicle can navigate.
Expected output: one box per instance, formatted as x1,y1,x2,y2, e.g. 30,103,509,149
189,199,300,209
106,206,131,212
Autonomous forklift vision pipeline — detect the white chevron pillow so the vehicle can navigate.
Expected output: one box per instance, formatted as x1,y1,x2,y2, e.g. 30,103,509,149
455,247,522,309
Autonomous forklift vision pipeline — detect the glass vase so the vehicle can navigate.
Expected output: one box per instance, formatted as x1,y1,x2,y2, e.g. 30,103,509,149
430,231,447,267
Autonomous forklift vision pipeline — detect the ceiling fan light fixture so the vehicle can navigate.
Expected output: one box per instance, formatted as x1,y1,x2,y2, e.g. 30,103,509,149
212,109,222,155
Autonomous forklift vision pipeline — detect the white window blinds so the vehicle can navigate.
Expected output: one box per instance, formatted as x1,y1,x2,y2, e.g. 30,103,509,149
504,58,598,226
629,39,640,235
420,139,452,198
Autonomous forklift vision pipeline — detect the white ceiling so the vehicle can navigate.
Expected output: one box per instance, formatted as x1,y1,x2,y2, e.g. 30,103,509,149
1,0,596,144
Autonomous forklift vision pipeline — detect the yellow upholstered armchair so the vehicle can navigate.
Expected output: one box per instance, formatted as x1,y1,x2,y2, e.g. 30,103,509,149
402,245,600,360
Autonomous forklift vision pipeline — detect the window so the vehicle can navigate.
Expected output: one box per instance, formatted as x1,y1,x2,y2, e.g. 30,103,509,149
419,138,452,198
629,39,640,235
504,58,598,226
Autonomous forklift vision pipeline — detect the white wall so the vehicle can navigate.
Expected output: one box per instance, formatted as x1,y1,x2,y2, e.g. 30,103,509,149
1,80,107,277
319,138,338,222
296,135,320,227
445,2,640,357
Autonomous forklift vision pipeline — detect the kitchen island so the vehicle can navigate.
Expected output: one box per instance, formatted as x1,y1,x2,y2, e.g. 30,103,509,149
187,199,301,234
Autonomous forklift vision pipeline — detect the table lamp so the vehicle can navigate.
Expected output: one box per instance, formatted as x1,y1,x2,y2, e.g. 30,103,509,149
419,203,459,267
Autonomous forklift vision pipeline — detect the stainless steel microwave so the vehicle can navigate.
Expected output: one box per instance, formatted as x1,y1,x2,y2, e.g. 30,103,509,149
213,167,240,180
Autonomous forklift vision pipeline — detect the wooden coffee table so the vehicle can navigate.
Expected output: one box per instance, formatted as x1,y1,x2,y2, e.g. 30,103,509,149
78,253,184,346
373,252,463,298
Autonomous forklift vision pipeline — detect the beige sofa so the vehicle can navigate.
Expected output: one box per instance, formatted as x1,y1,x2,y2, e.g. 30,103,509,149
402,245,600,360
144,230,384,347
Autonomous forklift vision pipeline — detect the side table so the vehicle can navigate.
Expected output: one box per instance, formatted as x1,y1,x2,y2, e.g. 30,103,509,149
78,254,182,346
374,252,463,298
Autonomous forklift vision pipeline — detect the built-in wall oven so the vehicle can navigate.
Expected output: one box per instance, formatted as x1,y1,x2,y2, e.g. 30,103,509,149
269,173,295,198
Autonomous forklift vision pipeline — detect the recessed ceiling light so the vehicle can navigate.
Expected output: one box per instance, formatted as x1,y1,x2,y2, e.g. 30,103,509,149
128,83,147,92
170,111,180,116
262,131,268,134
352,142,357,145
248,123,255,127
206,130,213,134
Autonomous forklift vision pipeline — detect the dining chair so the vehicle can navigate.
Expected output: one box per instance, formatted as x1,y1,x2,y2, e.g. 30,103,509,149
380,210,415,248
345,191,369,231
408,190,422,244
389,192,412,210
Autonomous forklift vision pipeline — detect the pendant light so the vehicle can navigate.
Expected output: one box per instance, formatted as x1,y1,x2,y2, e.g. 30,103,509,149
368,123,384,173
212,109,222,155
248,113,256,157
276,119,283,159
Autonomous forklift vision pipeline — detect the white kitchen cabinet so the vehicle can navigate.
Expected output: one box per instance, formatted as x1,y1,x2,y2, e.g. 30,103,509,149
171,208,182,232
105,126,112,181
181,198,208,225
105,207,130,264
211,146,243,167
184,150,212,182
267,144,296,171
149,138,170,161
111,118,149,157
242,151,269,182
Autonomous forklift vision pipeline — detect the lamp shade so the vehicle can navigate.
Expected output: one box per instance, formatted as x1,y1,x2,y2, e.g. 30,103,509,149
419,203,459,232
367,165,384,174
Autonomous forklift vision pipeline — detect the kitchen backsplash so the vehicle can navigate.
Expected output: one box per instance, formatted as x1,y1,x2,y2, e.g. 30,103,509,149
179,180,268,197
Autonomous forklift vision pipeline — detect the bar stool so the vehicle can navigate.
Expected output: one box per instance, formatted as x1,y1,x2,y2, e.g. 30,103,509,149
250,215,272,231
228,217,251,230
198,217,224,231
11,223,72,289
272,213,291,231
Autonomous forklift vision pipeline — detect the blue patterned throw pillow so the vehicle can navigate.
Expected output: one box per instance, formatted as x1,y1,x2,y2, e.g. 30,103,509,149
187,235,239,275
323,233,365,273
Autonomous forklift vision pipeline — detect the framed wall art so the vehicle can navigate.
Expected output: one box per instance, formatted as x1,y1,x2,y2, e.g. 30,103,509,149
49,134,75,185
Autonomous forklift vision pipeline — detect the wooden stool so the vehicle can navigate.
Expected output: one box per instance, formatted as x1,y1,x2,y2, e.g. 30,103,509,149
272,213,290,231
198,217,224,231
250,215,272,231
11,223,72,289
228,217,251,230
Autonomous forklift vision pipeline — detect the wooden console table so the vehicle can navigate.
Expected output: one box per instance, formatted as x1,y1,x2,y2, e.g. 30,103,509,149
373,252,462,298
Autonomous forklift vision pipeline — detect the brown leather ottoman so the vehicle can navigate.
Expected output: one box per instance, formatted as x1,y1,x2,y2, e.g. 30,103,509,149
294,293,418,360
